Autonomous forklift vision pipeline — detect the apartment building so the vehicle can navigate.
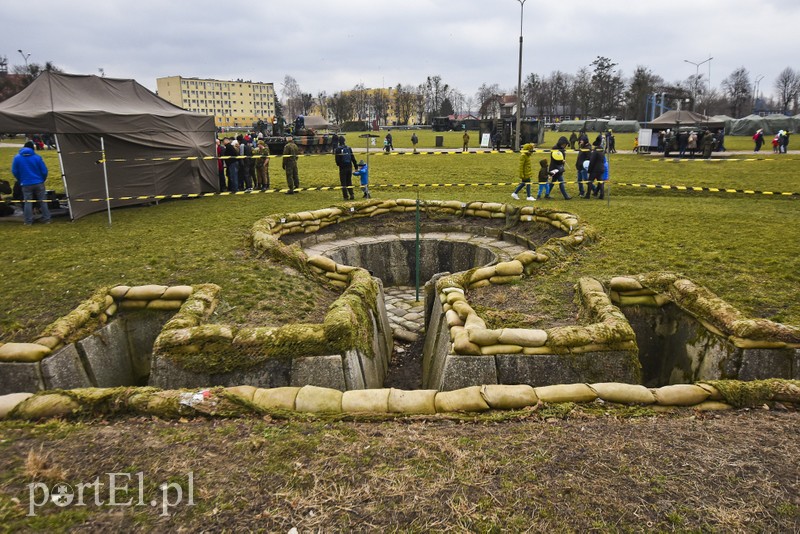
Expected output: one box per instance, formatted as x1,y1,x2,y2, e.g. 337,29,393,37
156,76,276,129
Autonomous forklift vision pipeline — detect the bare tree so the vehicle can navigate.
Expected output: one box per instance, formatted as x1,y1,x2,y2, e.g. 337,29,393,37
281,75,303,119
371,89,391,126
421,75,450,122
393,84,416,125
350,83,369,121
316,91,328,118
721,67,752,117
773,67,800,114
327,91,354,124
476,83,501,119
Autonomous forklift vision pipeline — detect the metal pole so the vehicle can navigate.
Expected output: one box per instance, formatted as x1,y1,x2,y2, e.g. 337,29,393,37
100,136,112,227
53,134,73,220
415,192,421,303
515,0,526,152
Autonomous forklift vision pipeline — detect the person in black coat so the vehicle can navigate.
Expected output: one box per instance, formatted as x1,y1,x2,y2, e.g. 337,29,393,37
584,144,605,199
334,135,357,200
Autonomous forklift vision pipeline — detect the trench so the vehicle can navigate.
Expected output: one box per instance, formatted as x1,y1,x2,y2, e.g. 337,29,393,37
303,235,528,388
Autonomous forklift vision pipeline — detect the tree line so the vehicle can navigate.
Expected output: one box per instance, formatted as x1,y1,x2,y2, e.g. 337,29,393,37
2,55,797,124
281,57,800,125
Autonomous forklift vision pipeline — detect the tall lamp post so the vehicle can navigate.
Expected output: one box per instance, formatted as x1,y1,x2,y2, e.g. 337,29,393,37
17,49,30,70
684,56,713,112
514,0,526,152
753,75,764,112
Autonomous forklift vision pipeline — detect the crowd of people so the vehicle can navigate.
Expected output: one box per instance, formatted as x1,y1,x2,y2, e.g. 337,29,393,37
754,129,791,153
512,133,609,202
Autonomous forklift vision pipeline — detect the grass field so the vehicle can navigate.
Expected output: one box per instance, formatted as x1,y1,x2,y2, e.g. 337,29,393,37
0,140,798,342
1,138,799,531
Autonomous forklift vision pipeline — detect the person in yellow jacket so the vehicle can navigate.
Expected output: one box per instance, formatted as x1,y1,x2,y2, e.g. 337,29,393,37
511,143,536,201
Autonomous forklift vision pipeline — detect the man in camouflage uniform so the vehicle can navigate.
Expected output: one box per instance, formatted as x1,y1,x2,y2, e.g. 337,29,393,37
282,136,300,194
254,141,270,190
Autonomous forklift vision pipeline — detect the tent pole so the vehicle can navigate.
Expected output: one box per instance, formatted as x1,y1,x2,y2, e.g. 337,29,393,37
100,136,112,227
53,134,73,221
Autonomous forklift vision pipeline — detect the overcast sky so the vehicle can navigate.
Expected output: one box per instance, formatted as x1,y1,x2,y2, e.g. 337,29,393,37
3,0,797,104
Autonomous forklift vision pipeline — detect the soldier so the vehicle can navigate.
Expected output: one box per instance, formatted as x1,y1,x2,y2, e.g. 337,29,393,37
282,136,300,194
254,141,270,191
700,130,715,159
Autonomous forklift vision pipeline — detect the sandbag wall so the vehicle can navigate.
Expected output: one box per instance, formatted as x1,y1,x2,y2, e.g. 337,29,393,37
3,380,799,420
149,271,392,392
0,284,193,394
425,277,641,390
609,274,800,385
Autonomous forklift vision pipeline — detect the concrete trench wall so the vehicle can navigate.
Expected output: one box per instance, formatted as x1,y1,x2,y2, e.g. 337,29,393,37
0,312,169,394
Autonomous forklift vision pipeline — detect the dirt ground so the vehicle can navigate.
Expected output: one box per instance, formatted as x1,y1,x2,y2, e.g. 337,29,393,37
1,408,798,532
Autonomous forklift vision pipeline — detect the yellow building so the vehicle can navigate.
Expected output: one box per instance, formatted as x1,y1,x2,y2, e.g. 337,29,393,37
156,76,276,129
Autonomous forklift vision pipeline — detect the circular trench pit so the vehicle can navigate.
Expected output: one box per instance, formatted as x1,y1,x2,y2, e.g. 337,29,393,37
283,215,562,389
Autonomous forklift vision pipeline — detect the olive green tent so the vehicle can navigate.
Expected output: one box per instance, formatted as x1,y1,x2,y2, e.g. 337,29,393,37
0,72,217,220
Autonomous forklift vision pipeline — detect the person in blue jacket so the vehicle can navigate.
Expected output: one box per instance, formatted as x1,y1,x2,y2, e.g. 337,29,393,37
11,141,51,225
353,159,370,198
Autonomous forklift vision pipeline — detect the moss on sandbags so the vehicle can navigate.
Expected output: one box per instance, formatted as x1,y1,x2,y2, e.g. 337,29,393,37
11,393,79,419
730,318,800,343
546,326,593,348
703,379,800,408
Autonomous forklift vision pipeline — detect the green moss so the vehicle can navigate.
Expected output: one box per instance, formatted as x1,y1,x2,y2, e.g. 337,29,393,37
704,379,800,408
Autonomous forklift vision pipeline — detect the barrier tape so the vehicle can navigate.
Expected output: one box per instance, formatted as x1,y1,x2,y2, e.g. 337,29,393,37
8,181,793,203
88,150,797,164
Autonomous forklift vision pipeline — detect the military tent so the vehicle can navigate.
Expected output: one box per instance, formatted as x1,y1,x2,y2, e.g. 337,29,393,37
648,110,724,130
556,120,586,132
762,114,794,135
0,72,216,220
729,114,767,136
607,120,642,133
711,115,735,134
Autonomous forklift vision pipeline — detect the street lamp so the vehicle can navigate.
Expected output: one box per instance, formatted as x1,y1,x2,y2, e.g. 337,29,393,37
753,75,764,112
514,0,526,152
17,49,30,70
684,56,713,112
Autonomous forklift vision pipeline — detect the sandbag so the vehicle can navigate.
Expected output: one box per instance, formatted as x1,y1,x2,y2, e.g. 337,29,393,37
535,383,597,403
609,277,643,292
12,393,79,419
468,328,501,346
0,342,52,363
693,401,733,411
307,255,337,272
162,285,194,300
480,384,538,409
224,385,257,403
146,299,184,311
435,386,490,413
453,331,481,355
652,384,710,406
589,383,655,404
0,392,34,418
498,328,547,347
294,385,343,413
252,387,300,411
108,285,131,299
388,389,437,414
125,285,168,300
495,260,523,277
480,344,522,355
341,389,390,413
